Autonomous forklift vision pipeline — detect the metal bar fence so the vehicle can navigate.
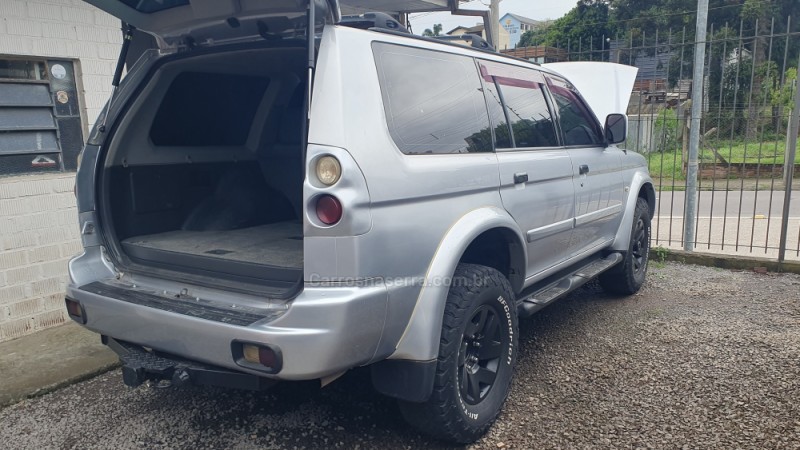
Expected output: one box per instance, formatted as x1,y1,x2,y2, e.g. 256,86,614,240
545,18,800,262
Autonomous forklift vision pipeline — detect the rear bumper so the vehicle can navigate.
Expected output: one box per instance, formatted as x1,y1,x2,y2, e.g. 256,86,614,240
66,279,388,381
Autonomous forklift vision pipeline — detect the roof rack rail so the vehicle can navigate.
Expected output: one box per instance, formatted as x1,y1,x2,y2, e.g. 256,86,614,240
365,27,520,61
432,34,495,51
340,12,409,34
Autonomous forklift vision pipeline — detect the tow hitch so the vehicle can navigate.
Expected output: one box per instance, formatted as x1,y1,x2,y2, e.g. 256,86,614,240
102,336,274,391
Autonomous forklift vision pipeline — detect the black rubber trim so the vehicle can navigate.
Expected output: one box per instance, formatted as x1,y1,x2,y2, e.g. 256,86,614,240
81,281,280,326
371,359,437,402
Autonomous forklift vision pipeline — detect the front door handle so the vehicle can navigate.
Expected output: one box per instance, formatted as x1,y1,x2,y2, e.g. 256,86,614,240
579,164,590,175
514,172,529,184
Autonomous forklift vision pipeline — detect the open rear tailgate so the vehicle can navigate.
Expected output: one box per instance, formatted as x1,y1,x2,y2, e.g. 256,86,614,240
83,0,339,47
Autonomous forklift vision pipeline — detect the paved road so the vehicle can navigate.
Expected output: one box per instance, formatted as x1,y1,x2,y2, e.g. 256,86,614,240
655,190,800,218
2,263,799,449
650,190,800,259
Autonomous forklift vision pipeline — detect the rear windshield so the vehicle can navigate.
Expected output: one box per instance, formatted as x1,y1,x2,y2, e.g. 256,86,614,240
150,72,269,147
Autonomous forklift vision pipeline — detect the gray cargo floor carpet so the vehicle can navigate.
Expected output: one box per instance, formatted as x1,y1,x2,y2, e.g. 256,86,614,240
122,221,303,269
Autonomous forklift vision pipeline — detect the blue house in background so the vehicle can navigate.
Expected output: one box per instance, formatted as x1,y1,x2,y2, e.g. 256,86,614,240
499,12,544,49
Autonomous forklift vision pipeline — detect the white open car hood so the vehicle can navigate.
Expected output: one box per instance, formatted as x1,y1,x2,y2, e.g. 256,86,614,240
543,62,638,123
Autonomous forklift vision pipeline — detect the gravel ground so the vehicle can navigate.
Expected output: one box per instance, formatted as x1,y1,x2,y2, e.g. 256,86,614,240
2,262,799,449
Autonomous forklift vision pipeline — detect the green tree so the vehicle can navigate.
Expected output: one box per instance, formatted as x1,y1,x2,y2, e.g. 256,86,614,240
612,0,730,33
517,0,615,56
772,67,798,109
423,23,443,37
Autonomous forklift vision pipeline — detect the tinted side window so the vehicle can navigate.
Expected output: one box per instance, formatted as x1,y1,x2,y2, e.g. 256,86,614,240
497,82,558,148
372,43,492,154
546,76,604,146
479,61,558,149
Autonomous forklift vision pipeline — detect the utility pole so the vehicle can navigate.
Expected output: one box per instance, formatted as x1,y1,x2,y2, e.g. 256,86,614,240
683,0,709,251
489,0,501,50
778,58,800,265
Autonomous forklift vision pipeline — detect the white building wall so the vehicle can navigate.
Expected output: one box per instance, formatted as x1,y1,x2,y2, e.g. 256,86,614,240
0,174,81,341
0,0,121,342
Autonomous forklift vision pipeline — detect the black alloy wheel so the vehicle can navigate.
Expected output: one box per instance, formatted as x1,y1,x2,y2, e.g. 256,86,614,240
459,305,505,405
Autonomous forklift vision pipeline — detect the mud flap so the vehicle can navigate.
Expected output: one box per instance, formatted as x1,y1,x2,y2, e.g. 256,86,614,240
371,359,436,402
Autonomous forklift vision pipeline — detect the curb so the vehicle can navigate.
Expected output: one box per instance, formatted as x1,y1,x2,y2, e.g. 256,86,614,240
662,249,800,274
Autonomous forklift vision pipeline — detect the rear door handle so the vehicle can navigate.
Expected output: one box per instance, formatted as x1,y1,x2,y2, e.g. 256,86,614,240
579,164,590,175
514,173,529,184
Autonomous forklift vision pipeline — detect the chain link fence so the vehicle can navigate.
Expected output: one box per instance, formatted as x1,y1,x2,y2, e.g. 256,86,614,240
528,17,800,263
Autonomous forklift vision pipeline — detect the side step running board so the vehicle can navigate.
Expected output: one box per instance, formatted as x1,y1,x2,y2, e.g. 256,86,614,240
518,253,623,317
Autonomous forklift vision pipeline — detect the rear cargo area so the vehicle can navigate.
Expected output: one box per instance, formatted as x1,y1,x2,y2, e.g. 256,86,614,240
101,47,308,292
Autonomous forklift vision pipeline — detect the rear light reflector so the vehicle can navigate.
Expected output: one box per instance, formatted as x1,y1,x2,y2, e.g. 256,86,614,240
234,341,282,373
243,344,278,368
65,298,85,323
316,195,342,225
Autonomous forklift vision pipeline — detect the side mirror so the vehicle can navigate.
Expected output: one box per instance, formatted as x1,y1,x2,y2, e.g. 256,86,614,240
604,113,627,145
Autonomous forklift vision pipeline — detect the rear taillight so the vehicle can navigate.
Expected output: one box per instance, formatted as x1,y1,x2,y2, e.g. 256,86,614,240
316,195,342,225
315,155,341,186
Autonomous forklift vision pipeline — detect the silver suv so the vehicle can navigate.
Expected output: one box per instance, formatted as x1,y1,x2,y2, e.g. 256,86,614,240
68,1,655,443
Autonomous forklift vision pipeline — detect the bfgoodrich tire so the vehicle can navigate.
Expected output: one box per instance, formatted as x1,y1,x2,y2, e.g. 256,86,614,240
399,264,518,444
600,197,651,295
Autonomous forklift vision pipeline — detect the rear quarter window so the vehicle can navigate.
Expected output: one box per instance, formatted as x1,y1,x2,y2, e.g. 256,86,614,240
372,42,492,155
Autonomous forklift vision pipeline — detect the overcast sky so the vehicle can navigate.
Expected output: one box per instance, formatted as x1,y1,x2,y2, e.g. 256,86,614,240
409,0,578,35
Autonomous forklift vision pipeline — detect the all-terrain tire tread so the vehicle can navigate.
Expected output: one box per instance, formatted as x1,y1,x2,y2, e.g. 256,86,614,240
398,264,517,444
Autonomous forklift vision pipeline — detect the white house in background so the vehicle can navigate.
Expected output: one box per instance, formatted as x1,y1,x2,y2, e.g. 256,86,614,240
446,23,510,50
500,12,545,49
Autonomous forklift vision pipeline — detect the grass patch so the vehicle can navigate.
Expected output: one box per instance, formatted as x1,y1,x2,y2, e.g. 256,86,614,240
705,139,793,163
643,139,797,182
651,245,669,269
